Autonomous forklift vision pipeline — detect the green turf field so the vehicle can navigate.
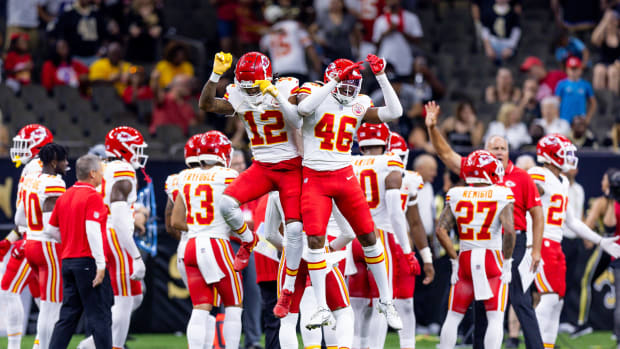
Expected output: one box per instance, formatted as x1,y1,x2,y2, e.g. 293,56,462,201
2,332,615,348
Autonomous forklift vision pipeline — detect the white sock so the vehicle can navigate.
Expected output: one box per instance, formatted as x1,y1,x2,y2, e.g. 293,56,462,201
4,292,24,349
132,294,144,312
306,248,328,309
369,301,387,349
111,296,134,348
32,335,40,349
485,311,504,349
536,294,562,348
283,221,303,292
204,312,217,349
280,313,301,349
187,309,209,349
223,307,243,349
439,311,464,349
351,297,372,349
299,287,322,346
395,298,416,349
220,195,246,232
333,307,355,349
77,336,95,349
37,301,62,349
362,241,391,302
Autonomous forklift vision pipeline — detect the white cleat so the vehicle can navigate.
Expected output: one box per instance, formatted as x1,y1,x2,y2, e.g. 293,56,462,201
305,307,336,330
376,299,403,330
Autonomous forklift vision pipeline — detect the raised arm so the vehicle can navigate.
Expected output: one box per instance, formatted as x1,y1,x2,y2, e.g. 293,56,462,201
424,101,462,174
198,52,235,115
499,203,516,260
362,54,403,124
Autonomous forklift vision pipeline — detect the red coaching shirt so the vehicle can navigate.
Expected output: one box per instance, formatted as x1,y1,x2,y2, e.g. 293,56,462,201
49,182,109,261
460,159,541,231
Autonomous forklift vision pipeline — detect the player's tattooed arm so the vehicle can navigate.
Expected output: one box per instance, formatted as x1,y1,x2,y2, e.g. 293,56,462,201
171,194,189,232
165,198,182,240
435,205,458,260
424,101,462,175
500,203,516,259
198,79,235,115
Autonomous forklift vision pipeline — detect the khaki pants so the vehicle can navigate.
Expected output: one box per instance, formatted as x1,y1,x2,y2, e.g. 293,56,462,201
5,26,39,51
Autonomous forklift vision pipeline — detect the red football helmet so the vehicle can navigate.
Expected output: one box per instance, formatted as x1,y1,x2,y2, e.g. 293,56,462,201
105,126,148,169
184,134,203,167
197,130,233,167
324,59,362,105
235,52,272,106
10,124,53,165
388,132,409,165
462,150,504,185
536,134,578,172
357,123,390,149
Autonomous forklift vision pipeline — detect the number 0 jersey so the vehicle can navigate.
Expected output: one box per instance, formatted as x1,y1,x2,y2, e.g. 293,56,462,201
446,185,514,251
527,166,569,243
20,173,66,242
177,166,239,239
165,173,180,202
300,82,373,171
352,153,404,233
224,77,301,164
401,170,424,210
100,160,138,222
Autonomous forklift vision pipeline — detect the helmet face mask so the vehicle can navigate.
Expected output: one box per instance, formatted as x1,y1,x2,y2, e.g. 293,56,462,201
537,134,579,172
10,124,53,165
333,79,361,105
236,81,264,106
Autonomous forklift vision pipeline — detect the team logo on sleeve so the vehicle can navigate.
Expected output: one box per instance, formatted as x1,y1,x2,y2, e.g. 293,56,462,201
352,103,365,116
504,180,516,187
94,211,100,219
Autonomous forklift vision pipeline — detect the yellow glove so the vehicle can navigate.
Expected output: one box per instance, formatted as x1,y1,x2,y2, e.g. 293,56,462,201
253,80,279,98
213,52,233,75
13,155,22,168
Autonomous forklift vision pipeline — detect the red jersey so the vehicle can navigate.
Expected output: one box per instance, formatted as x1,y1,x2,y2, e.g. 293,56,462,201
49,182,109,260
460,159,540,231
252,194,279,283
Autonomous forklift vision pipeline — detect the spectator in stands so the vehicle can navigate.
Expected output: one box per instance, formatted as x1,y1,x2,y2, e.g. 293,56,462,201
372,0,423,77
149,71,196,135
122,65,153,106
41,39,89,93
126,0,164,62
214,0,238,54
371,65,418,132
591,9,620,94
89,42,131,95
484,102,531,150
555,56,597,125
412,56,446,101
569,115,598,148
551,0,601,33
236,0,269,53
603,115,620,151
480,0,521,64
53,0,106,66
0,122,8,156
554,28,589,65
5,32,33,92
485,67,521,104
260,5,321,82
5,0,46,51
514,78,541,126
439,100,484,147
153,41,195,88
536,96,570,136
522,122,545,151
520,56,567,101
311,0,356,61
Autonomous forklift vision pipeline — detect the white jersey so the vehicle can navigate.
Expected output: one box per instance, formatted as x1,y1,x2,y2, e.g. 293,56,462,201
20,173,66,242
446,185,514,251
17,159,43,207
401,170,424,210
300,82,373,171
165,172,189,242
100,160,138,224
352,153,404,232
528,166,569,243
260,20,313,75
225,77,301,163
177,166,239,239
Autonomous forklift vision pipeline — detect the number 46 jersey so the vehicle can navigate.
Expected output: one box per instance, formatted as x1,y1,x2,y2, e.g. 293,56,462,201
177,166,239,239
224,77,301,164
446,185,514,251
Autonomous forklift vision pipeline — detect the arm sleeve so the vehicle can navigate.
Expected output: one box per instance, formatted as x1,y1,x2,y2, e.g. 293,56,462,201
565,208,602,244
86,220,106,269
386,188,411,253
376,73,403,122
14,200,27,227
297,80,338,116
275,92,302,129
110,201,141,259
330,203,356,251
264,192,284,250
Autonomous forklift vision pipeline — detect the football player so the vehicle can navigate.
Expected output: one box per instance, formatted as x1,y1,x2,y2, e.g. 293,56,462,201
294,54,403,329
0,124,53,349
529,134,620,348
436,150,516,349
164,134,203,287
171,131,244,349
199,51,305,318
17,143,68,349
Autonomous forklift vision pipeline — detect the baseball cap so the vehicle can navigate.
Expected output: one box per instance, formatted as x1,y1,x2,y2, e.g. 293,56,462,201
566,56,582,69
520,56,543,72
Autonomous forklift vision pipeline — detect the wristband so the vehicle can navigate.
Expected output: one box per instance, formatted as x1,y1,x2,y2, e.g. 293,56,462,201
210,72,221,83
419,247,432,264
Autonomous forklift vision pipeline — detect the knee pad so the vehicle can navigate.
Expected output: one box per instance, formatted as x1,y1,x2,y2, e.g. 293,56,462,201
285,222,303,241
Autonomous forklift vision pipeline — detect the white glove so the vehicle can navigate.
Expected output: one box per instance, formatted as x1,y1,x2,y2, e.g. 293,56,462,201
500,258,513,284
450,258,459,285
600,236,620,258
131,257,146,281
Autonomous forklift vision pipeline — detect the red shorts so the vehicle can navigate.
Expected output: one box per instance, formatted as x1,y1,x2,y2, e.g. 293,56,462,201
184,237,243,307
224,157,302,221
25,240,62,302
447,249,508,314
105,229,143,297
301,166,374,237
535,238,566,297
277,249,349,313
1,240,39,297
390,233,418,299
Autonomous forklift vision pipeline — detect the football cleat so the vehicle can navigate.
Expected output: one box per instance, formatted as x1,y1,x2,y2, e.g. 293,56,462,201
376,299,403,330
305,307,336,330
273,289,293,318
